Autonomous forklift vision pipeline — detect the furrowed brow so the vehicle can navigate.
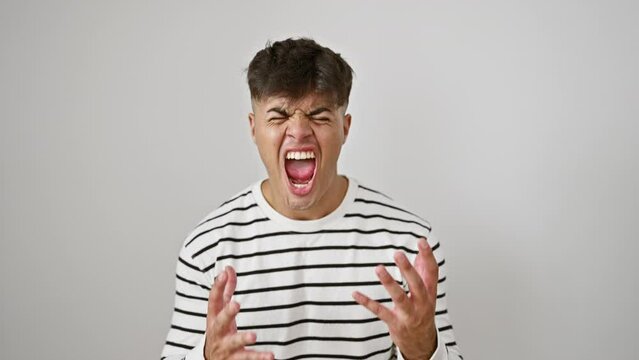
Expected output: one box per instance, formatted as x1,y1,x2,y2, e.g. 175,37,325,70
266,107,290,116
307,107,331,116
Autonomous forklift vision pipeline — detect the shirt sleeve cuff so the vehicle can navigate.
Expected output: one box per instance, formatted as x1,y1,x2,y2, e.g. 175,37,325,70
396,328,446,360
184,335,206,360
427,329,446,360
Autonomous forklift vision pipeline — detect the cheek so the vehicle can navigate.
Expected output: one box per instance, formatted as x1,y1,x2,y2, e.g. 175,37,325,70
317,129,345,159
256,127,285,162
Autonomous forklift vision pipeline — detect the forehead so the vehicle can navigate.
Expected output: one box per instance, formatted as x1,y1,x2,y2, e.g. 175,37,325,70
253,93,340,112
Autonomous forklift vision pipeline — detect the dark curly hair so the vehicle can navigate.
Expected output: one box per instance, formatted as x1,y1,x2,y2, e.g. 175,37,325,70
246,37,354,108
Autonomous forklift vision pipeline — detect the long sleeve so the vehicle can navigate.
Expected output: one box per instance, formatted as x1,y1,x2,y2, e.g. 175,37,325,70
161,241,213,360
395,328,447,360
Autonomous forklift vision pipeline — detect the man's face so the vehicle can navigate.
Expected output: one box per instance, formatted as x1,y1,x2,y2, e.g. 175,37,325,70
249,92,351,218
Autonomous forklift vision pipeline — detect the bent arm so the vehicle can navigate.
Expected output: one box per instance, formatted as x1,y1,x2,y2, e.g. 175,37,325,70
161,245,212,360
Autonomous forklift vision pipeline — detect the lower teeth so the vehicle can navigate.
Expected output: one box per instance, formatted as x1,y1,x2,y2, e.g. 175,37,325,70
291,179,310,188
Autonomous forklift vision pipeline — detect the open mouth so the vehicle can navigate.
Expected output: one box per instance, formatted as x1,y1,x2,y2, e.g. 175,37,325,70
284,150,317,195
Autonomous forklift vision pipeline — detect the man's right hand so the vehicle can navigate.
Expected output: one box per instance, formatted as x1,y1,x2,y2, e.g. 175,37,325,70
204,266,274,360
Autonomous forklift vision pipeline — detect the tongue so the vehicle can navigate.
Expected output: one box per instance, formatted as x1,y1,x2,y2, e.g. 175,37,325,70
285,159,315,182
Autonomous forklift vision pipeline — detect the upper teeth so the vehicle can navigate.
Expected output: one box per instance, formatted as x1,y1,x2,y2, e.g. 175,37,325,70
286,151,315,160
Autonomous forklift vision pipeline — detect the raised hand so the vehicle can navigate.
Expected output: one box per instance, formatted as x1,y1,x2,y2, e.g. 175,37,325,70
204,266,274,360
352,238,439,360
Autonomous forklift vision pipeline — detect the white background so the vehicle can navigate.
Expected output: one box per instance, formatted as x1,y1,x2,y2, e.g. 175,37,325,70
1,1,637,359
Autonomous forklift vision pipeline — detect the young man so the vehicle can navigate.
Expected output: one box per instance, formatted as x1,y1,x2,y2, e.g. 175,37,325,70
161,38,463,360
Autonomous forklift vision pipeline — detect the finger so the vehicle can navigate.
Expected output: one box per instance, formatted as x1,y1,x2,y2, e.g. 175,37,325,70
221,331,257,353
375,265,411,312
222,266,239,333
223,266,238,305
352,291,396,326
229,349,275,360
207,271,228,326
212,300,241,336
416,238,439,296
394,251,427,301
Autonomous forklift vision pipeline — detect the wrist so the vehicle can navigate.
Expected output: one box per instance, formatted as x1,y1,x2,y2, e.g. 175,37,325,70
400,323,438,360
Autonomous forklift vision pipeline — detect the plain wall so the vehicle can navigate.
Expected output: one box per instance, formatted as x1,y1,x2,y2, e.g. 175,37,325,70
1,0,638,359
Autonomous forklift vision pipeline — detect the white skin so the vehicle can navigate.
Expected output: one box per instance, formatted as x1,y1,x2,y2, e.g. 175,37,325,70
249,92,351,220
204,93,439,359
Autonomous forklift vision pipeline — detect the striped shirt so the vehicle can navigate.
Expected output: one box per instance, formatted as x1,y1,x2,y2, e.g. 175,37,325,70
161,176,463,360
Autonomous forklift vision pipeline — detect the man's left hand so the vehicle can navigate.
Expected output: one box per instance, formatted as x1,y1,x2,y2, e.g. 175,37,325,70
352,237,439,360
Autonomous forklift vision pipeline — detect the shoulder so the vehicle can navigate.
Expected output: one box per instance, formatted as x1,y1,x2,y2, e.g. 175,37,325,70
348,177,433,235
197,184,258,227
348,178,445,264
178,182,262,256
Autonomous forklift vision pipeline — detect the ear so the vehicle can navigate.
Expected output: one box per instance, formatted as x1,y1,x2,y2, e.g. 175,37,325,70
248,112,256,143
342,113,352,144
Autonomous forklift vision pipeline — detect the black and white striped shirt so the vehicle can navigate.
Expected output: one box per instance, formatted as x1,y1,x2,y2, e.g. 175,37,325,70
161,176,463,360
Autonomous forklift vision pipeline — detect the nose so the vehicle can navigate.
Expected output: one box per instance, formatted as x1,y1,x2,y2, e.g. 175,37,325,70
286,111,313,141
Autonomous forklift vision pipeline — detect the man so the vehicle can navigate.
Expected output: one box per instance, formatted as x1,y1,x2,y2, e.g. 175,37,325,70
161,37,462,360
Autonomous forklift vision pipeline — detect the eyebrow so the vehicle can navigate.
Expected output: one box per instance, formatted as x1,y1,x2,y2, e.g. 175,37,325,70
266,106,332,116
307,107,331,116
266,107,289,116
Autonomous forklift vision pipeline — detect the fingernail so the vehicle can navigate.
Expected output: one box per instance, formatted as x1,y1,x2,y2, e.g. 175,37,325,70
246,332,256,342
393,251,402,260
